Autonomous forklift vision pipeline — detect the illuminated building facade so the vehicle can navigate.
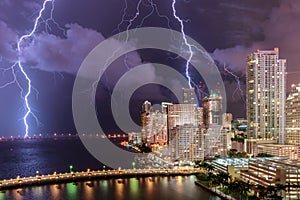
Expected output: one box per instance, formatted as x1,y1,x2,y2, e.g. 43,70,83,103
241,159,300,199
202,93,227,157
167,103,204,161
141,101,151,142
212,157,286,179
257,144,298,160
222,113,233,130
286,84,300,146
246,48,286,144
128,132,142,144
141,101,168,146
183,88,196,104
203,93,223,128
203,124,227,157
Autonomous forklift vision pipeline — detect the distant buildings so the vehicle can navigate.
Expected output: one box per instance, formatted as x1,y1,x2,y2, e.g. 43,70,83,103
257,144,298,160
183,88,196,104
286,84,300,146
222,113,233,130
141,101,168,146
246,48,286,144
128,132,142,145
245,138,276,156
135,86,230,162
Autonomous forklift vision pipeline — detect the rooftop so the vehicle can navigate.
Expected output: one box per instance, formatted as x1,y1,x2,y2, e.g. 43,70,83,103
212,157,287,167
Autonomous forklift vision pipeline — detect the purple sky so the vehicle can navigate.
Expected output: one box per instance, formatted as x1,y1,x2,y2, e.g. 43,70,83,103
0,0,299,137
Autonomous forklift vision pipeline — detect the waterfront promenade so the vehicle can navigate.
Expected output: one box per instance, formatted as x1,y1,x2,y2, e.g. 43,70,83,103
0,168,201,190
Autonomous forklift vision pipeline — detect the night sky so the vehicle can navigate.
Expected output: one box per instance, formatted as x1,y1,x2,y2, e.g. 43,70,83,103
0,0,299,137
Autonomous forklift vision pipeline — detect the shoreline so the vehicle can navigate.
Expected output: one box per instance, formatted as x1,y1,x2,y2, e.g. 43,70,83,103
194,180,236,200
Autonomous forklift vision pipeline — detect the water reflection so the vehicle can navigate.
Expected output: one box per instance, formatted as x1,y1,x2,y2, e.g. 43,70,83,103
0,192,5,200
115,179,125,200
84,182,94,200
145,177,154,195
31,185,43,199
129,178,139,199
66,182,77,199
102,180,108,190
2,176,220,200
50,184,61,200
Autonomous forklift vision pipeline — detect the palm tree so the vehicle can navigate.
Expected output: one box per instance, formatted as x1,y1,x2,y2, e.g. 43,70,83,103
228,181,239,198
207,172,216,187
276,184,286,198
237,180,249,200
206,163,215,172
256,185,267,200
194,160,202,168
217,171,231,189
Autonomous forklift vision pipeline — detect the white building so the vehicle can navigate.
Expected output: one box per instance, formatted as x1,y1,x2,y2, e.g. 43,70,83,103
286,84,300,146
167,103,204,161
203,124,227,157
246,48,286,144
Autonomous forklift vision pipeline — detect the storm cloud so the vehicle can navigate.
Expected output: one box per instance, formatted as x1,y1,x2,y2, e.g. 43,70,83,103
211,0,300,87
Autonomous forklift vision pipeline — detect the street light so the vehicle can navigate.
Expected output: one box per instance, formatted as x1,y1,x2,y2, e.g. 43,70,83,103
132,162,136,170
69,165,73,173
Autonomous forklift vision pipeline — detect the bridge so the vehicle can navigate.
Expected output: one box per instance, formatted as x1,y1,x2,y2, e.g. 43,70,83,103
0,168,202,190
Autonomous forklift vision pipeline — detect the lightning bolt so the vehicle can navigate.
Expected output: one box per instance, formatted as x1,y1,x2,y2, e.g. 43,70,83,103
107,0,211,106
95,0,173,95
0,0,59,138
223,63,245,104
44,0,66,36
171,0,193,88
18,0,56,138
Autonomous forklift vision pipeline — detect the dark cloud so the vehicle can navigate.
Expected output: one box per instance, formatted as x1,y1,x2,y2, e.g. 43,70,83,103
22,23,104,73
0,0,298,135
212,0,300,87
0,21,17,61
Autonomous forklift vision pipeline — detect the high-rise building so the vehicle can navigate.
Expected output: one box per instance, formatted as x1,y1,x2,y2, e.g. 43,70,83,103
286,84,300,146
201,92,226,157
183,88,196,104
141,101,168,146
167,102,204,161
222,113,233,130
203,93,223,128
246,48,286,144
142,100,151,113
141,101,151,142
203,124,227,157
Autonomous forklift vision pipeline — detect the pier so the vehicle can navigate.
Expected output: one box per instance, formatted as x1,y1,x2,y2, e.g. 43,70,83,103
0,168,201,190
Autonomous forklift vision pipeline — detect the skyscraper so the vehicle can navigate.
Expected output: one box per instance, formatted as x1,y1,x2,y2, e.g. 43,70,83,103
141,100,151,143
141,101,168,146
167,96,204,161
203,93,223,128
202,93,226,157
246,48,286,144
286,84,300,145
183,88,196,104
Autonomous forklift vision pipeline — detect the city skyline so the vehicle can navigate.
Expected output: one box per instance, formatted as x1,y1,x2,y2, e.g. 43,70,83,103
0,1,300,137
1,1,300,200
